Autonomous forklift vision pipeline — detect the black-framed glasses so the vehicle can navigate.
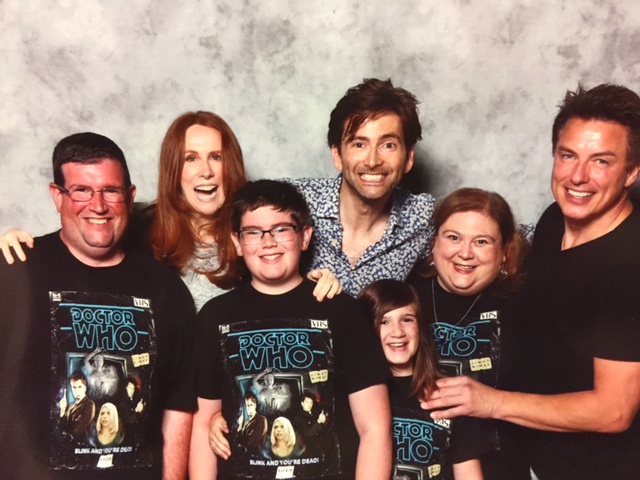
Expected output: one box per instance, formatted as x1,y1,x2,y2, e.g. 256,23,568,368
56,184,128,203
237,224,299,245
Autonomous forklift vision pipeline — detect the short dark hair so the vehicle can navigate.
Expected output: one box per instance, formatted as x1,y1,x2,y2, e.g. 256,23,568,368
552,84,640,169
244,391,258,404
327,78,422,151
70,371,87,386
52,132,132,187
231,180,311,232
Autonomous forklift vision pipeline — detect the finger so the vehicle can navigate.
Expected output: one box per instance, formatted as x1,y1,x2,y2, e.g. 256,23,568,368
20,233,35,249
13,242,28,262
429,405,468,420
312,280,329,302
1,244,15,265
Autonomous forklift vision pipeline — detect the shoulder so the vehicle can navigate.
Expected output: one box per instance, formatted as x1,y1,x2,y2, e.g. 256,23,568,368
283,177,339,200
391,189,436,217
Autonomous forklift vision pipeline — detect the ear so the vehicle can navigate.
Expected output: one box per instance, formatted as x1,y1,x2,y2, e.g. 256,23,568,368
404,147,415,174
624,164,640,188
127,185,137,213
231,232,244,257
300,226,313,251
49,183,64,213
331,146,343,172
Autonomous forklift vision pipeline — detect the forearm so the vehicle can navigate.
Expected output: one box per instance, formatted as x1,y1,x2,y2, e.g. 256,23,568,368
189,399,220,480
494,389,634,433
453,458,484,480
162,409,193,480
350,384,392,480
355,431,392,480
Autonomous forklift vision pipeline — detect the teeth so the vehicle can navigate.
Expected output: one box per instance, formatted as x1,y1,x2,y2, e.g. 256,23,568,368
88,219,107,225
568,189,593,198
262,254,282,260
455,264,474,270
360,173,384,181
195,185,217,194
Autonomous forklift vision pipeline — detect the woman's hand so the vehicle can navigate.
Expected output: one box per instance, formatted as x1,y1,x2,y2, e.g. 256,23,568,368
0,228,34,264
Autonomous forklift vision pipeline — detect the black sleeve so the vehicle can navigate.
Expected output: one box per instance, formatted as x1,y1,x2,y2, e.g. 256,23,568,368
340,299,391,394
194,296,228,399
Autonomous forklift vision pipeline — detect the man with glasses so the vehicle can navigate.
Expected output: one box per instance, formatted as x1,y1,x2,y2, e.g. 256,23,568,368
0,132,196,479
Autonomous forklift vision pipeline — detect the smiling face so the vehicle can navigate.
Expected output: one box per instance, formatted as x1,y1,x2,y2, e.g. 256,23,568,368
551,118,639,235
231,206,312,294
332,113,414,206
379,304,420,377
180,124,225,227
50,159,135,267
433,210,506,296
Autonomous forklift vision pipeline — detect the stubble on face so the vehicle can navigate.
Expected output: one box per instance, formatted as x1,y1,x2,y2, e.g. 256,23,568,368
332,113,414,207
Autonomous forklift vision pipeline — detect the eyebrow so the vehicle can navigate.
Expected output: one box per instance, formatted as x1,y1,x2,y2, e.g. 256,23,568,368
239,222,296,230
441,229,498,242
556,145,618,158
350,133,402,142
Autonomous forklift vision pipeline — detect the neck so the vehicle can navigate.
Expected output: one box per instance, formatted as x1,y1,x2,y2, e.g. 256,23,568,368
251,275,304,295
562,199,633,250
338,184,391,232
60,232,125,267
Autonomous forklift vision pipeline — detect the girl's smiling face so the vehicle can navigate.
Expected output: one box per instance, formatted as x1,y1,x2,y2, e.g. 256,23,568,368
379,304,419,376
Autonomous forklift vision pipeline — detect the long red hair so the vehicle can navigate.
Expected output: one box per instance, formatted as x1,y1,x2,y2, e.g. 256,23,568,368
149,111,247,288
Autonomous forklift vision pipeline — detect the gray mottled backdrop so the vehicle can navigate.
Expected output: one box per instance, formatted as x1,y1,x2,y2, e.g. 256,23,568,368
2,0,640,234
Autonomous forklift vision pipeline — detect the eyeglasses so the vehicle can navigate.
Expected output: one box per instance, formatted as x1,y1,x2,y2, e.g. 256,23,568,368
237,224,299,245
56,184,128,203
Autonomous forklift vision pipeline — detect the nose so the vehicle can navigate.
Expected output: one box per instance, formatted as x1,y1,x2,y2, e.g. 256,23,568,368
365,147,382,169
88,190,108,213
458,241,474,260
390,321,405,337
570,160,589,185
201,159,215,178
260,231,278,247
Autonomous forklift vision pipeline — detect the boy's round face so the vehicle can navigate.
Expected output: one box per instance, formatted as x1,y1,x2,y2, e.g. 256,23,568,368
232,206,312,295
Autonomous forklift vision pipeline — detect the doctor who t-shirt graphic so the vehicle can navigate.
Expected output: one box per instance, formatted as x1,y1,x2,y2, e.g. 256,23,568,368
49,291,157,471
218,318,341,479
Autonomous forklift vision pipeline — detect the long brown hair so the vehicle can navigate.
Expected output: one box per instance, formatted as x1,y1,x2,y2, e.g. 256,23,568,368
149,111,247,288
358,279,441,398
415,187,526,294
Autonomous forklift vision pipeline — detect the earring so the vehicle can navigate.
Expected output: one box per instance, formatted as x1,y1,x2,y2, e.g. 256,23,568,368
429,261,435,267
500,262,507,279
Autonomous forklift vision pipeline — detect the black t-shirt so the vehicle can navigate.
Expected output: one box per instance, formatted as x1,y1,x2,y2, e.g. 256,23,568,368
388,375,490,480
0,232,196,479
411,277,530,479
195,279,390,480
521,203,640,479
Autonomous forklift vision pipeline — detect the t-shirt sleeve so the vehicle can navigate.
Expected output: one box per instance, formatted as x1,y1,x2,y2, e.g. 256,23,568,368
160,276,198,412
194,298,227,399
340,300,391,394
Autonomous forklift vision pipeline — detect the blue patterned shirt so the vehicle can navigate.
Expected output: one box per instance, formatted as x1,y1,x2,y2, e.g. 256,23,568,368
288,176,436,296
